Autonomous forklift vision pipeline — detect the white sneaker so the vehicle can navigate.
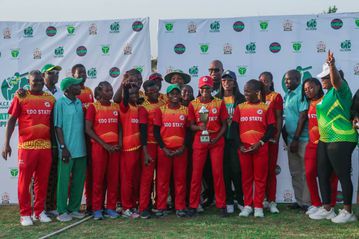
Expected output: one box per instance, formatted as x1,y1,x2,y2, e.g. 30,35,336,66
57,213,73,222
305,206,320,215
20,216,33,226
254,208,264,218
237,204,244,212
331,209,357,224
269,202,279,214
309,207,336,220
69,211,85,219
197,204,204,213
239,206,253,217
32,211,52,223
263,200,269,209
226,204,234,214
122,209,140,219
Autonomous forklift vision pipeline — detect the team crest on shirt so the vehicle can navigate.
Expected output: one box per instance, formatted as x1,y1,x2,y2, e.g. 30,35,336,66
257,109,263,115
179,115,185,121
113,111,118,116
212,108,217,114
44,101,51,107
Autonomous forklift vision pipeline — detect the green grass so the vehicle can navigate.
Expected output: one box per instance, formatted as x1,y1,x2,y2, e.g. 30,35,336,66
1,205,359,239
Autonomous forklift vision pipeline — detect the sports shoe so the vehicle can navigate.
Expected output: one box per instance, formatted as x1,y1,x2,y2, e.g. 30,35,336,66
269,202,279,214
155,210,166,218
176,210,187,218
20,216,33,226
46,210,59,217
69,211,85,219
187,208,197,217
331,209,357,224
263,200,269,209
197,204,204,213
254,208,264,218
239,206,253,217
122,209,139,219
309,207,336,220
57,213,73,222
93,210,104,220
140,210,151,219
131,208,140,218
32,211,52,223
104,209,119,219
226,204,235,214
237,204,244,212
305,206,320,215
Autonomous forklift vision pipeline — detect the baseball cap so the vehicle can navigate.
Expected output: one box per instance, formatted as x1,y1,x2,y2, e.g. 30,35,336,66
60,77,83,91
164,70,191,84
317,62,341,78
41,64,62,73
198,76,214,88
222,70,237,81
149,72,163,81
166,84,181,94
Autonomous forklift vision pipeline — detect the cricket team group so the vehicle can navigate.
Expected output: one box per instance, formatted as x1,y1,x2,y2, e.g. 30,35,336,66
2,51,359,226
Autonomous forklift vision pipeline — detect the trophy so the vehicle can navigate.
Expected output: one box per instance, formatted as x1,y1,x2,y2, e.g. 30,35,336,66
199,105,210,143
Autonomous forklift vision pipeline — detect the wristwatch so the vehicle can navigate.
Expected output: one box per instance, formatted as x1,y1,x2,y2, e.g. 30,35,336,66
60,144,65,149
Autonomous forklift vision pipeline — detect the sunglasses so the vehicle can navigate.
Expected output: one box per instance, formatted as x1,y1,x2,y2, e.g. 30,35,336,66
47,70,59,75
208,68,220,73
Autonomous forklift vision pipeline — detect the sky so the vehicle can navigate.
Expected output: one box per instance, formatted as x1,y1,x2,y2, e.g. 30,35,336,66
0,0,358,57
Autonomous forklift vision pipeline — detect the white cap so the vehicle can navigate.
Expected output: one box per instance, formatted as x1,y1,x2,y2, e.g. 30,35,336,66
316,62,341,78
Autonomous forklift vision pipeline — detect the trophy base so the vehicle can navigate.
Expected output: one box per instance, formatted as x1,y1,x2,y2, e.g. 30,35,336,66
200,135,210,143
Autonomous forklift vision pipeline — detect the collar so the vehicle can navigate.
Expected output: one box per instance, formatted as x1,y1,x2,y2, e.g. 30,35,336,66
63,95,80,105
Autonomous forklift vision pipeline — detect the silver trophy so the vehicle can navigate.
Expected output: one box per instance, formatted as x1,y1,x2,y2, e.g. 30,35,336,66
199,105,210,143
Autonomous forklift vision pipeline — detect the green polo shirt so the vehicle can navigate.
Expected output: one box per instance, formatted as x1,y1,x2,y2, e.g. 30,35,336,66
54,95,86,158
284,85,309,143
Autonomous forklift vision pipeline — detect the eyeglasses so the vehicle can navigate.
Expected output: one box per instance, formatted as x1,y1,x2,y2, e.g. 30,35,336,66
208,68,220,73
47,70,59,75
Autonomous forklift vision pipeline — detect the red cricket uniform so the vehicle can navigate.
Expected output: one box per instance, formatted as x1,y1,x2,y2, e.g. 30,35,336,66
77,86,94,110
8,91,55,217
188,97,228,209
264,91,283,202
120,102,144,210
233,101,275,208
154,104,189,211
138,99,165,212
305,97,338,207
86,102,121,211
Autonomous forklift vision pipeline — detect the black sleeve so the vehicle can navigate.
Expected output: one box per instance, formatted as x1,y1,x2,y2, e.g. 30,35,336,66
261,124,275,142
140,123,147,146
154,125,165,148
230,121,241,148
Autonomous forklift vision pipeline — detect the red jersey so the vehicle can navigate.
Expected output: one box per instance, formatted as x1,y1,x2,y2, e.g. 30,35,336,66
154,104,189,149
265,91,283,135
308,97,322,144
233,102,275,145
77,86,94,110
120,102,144,151
188,97,228,147
140,99,165,144
8,91,55,150
86,102,120,144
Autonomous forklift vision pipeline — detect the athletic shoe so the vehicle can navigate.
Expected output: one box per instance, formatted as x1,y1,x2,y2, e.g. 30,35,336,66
20,216,33,226
32,211,52,223
46,210,59,217
197,204,204,213
219,208,228,218
239,206,253,217
305,206,320,215
309,207,336,220
237,204,244,212
69,211,85,219
331,209,357,224
226,204,234,214
176,210,187,218
130,208,140,218
122,209,133,218
57,213,73,222
155,210,166,218
93,210,104,220
269,202,279,214
187,208,197,217
263,200,269,209
140,210,151,219
254,208,264,218
104,209,119,219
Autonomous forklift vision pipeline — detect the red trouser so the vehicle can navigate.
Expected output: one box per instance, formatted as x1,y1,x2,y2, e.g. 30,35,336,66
304,142,338,207
157,147,187,210
266,142,279,202
18,149,52,216
190,139,226,209
121,150,140,210
239,144,268,208
139,144,157,212
91,142,120,211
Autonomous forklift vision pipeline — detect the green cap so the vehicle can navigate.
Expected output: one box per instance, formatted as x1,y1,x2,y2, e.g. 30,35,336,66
166,84,181,94
60,77,83,91
41,64,62,73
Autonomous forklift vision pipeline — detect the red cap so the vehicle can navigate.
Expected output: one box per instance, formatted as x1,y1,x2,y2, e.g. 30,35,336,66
149,72,163,81
198,76,214,88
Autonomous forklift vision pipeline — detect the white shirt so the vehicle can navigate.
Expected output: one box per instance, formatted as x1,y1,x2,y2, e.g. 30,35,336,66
44,85,63,100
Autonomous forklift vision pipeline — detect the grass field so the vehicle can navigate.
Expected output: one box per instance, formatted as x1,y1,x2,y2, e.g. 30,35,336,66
1,205,359,239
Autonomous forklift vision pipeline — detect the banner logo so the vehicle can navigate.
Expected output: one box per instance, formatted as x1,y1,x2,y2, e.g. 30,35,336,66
67,25,76,36
165,23,174,32
109,67,121,78
101,45,110,55
110,22,120,33
134,66,144,73
269,42,281,53
123,44,132,55
10,49,20,59
223,43,232,55
46,26,57,37
283,190,293,203
23,26,33,38
1,193,10,205
87,68,97,79
187,22,197,33
209,21,220,32
237,66,247,76
132,21,144,32
259,20,269,31
189,66,199,77
1,72,29,102
174,44,186,54
292,42,302,53
3,27,11,39
340,40,351,52
54,46,64,58
281,66,312,92
33,48,42,59
76,46,87,57
89,23,97,35
245,42,256,54
9,168,18,177
354,64,359,76
200,44,209,54
316,41,326,53
283,19,293,31
306,19,317,30
356,19,359,28
233,21,245,32
331,18,343,30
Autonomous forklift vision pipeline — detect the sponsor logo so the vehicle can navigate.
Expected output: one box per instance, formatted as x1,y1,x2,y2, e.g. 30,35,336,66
33,48,42,59
283,19,293,31
102,45,110,55
356,19,359,28
23,26,33,38
340,40,351,52
237,66,247,76
316,41,326,53
306,19,317,30
174,44,186,54
257,109,263,115
1,72,29,102
46,26,57,37
1,193,10,205
67,25,76,35
3,27,11,39
9,168,18,177
245,42,256,54
123,43,132,55
113,111,118,116
54,46,64,58
44,102,51,107
189,66,199,77
187,22,197,33
281,66,312,92
209,21,220,32
269,42,281,53
76,46,87,57
109,67,121,78
212,108,217,114
165,22,174,32
223,43,232,55
336,191,343,203
134,66,144,73
331,18,343,30
354,63,359,76
292,41,302,53
179,115,185,121
259,20,269,31
233,21,245,32
89,23,97,35
10,49,20,59
283,190,293,202
275,165,281,175
110,22,120,33
132,21,144,32
87,68,97,79
200,43,209,54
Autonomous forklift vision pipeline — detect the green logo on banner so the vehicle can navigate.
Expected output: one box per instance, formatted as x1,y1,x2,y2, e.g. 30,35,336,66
306,19,317,30
200,44,209,54
67,25,75,35
245,42,256,54
189,66,199,77
281,66,312,93
355,19,359,28
331,19,343,30
237,66,247,76
23,26,33,38
46,26,57,37
135,66,144,73
102,45,110,55
260,21,269,30
1,72,29,101
11,49,20,59
165,23,174,32
9,168,18,177
174,44,186,54
87,68,97,79
340,40,351,52
110,22,120,33
132,21,144,32
109,67,121,78
210,21,220,32
292,42,302,52
54,46,64,57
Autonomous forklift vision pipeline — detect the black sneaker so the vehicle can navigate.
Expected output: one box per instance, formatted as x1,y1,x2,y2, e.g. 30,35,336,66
187,208,197,217
140,210,151,219
219,208,228,218
155,210,166,218
176,210,187,218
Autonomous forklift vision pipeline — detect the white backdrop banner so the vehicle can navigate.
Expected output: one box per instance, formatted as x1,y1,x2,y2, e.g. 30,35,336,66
0,18,151,204
158,13,359,203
